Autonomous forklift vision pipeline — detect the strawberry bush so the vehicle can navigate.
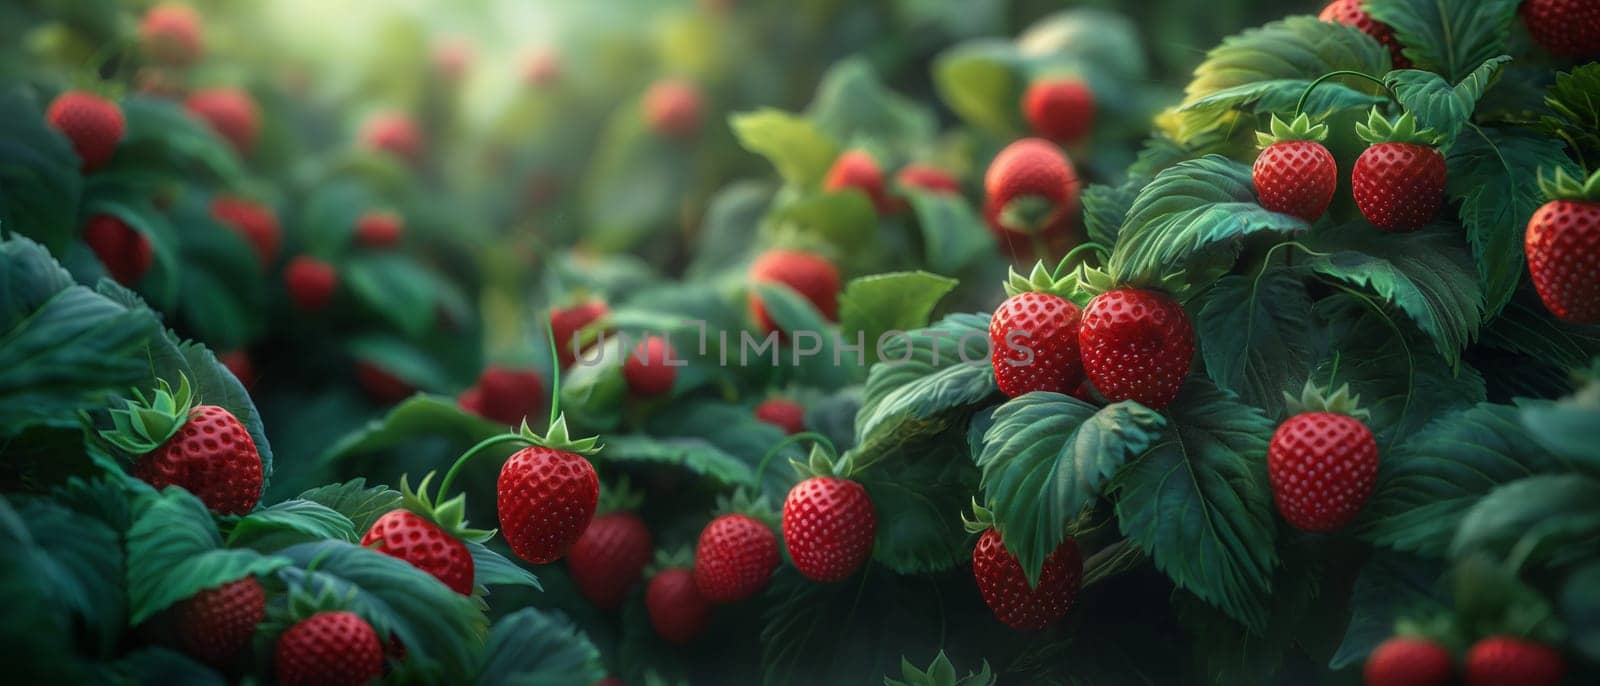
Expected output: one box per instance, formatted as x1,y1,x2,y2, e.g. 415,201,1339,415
2,0,1598,684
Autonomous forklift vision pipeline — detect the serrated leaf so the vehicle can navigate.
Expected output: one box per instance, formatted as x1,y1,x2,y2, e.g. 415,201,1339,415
599,435,757,488
294,478,403,534
1329,552,1447,669
1366,0,1519,83
1081,179,1140,246
345,254,448,338
473,608,603,686
320,395,504,467
978,394,1165,585
839,272,958,365
468,541,541,591
109,647,225,686
730,110,840,188
1196,267,1315,418
1111,379,1278,632
125,489,288,624
905,191,993,275
856,313,996,440
1541,64,1600,164
7,496,124,652
856,416,979,574
225,499,357,550
1384,56,1510,146
1450,474,1600,566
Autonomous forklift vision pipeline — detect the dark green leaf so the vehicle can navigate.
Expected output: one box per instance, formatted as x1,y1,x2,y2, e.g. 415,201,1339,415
1384,56,1509,145
856,313,996,440
125,489,287,623
469,541,542,590
0,90,83,253
321,395,504,467
1366,0,1519,83
1450,474,1600,566
1081,179,1140,246
1329,552,1447,669
753,282,855,389
345,254,446,338
807,58,936,150
1561,563,1600,662
1196,267,1315,418
294,478,403,534
599,435,757,488
474,608,603,685
225,499,357,550
111,647,225,686
856,417,980,574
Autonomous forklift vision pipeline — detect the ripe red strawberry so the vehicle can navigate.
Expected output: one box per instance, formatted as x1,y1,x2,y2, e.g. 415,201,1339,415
139,3,204,67
360,111,424,163
102,377,263,515
186,88,260,155
782,477,876,582
1320,0,1410,69
747,249,841,333
353,210,403,248
984,138,1081,244
567,512,654,610
284,256,337,312
1364,637,1454,686
522,49,562,88
825,150,893,213
972,527,1081,631
989,268,1084,398
363,509,474,595
1463,636,1565,686
1525,169,1600,323
754,398,805,435
1253,114,1338,222
1520,0,1600,57
46,91,125,172
175,576,265,666
219,349,256,391
354,361,412,404
642,79,703,139
896,163,962,195
693,513,779,603
646,567,711,645
623,336,678,397
274,611,383,686
1022,79,1096,144
498,440,600,565
551,299,609,367
1078,288,1193,409
83,214,153,285
1352,110,1446,232
210,195,280,266
1268,384,1379,532
459,366,544,425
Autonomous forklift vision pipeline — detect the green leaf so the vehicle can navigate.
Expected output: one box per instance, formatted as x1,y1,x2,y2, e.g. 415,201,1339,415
932,40,1026,137
125,489,288,624
468,541,542,590
1366,0,1520,83
1447,126,1582,317
320,395,504,467
599,435,757,488
345,335,455,395
0,89,84,253
1176,79,1388,121
839,272,958,365
1540,65,1600,165
856,313,996,440
905,191,994,276
167,194,265,349
0,496,97,682
856,416,980,574
1081,179,1140,246
687,181,774,279
1329,552,1447,669
1562,563,1600,662
730,110,840,188
80,178,183,303
1450,474,1600,567
294,478,403,535
1356,403,1564,555
760,569,951,686
807,58,936,150
642,401,795,502
1384,56,1510,146
1111,378,1278,632
112,95,242,182
765,192,879,270
6,495,124,652
110,647,224,686
1304,224,1484,367
1108,156,1309,285
580,103,691,251
225,499,357,550
753,282,855,390
345,254,446,339
1195,267,1315,418
473,608,603,685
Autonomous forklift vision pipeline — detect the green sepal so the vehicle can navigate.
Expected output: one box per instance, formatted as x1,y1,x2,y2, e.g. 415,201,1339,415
596,475,645,515
644,546,694,577
1256,113,1329,148
517,413,601,455
1537,167,1600,203
714,488,778,529
960,498,997,535
1068,263,1191,301
99,375,196,456
399,472,495,543
884,650,996,686
1355,108,1444,147
268,581,360,632
1282,380,1371,420
996,195,1064,235
1002,261,1079,299
789,442,853,479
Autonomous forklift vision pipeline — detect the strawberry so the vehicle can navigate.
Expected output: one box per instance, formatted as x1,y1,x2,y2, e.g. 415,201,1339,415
1268,384,1378,533
642,79,703,139
747,249,841,333
1022,78,1096,144
983,138,1081,253
210,195,281,266
219,349,256,391
825,150,893,213
1464,636,1565,686
1520,0,1600,58
895,163,962,195
459,366,544,426
46,91,125,172
1078,287,1193,410
623,336,678,397
693,513,779,603
782,477,876,582
1320,0,1410,69
354,361,412,404
362,475,490,596
360,111,424,164
568,511,654,611
101,377,263,515
139,3,204,67
754,398,805,435
174,576,265,667
185,88,260,155
1364,637,1454,686
971,527,1081,631
274,611,383,686
497,418,601,565
354,210,403,248
551,299,609,367
646,567,711,645
1525,169,1600,323
82,214,153,285
989,265,1084,398
1352,109,1446,232
284,256,337,312
1253,114,1338,222
522,49,562,88
432,38,473,82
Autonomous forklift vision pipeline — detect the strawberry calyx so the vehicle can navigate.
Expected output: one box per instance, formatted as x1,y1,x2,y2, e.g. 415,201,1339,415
100,375,196,455
1537,167,1600,202
1355,108,1444,147
886,650,996,686
396,472,494,543
1003,261,1079,300
789,440,850,479
645,546,694,577
1256,113,1329,148
961,498,999,536
1283,380,1371,420
517,413,602,454
1068,262,1191,301
596,475,645,515
996,195,1064,235
713,488,778,529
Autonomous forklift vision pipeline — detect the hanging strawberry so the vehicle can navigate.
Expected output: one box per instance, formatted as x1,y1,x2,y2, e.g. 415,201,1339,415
1267,383,1379,533
100,376,264,515
1352,108,1447,232
1253,113,1338,222
361,473,494,596
1525,168,1600,324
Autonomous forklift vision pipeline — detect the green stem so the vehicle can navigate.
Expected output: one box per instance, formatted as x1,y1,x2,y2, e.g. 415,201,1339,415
1052,242,1110,278
437,433,529,499
545,309,562,428
1294,70,1392,118
754,431,836,483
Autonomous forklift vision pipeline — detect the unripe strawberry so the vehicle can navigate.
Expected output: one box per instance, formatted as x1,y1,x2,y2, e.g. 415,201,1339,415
83,214,153,286
1253,114,1338,222
1320,0,1410,69
274,611,383,686
1352,111,1446,232
1364,636,1454,686
354,210,403,248
284,256,337,312
46,91,125,172
360,111,424,164
895,163,962,195
175,576,265,667
824,150,893,213
754,398,805,435
354,361,412,404
646,567,711,644
693,514,779,603
498,444,599,565
567,512,654,611
186,88,260,155
623,336,677,397
972,528,1081,631
1022,79,1095,144
1520,0,1600,58
140,3,204,67
782,477,876,582
210,195,280,266
642,79,703,139
747,249,840,333
1078,288,1192,410
1464,636,1565,686
1525,169,1600,323
1268,384,1378,532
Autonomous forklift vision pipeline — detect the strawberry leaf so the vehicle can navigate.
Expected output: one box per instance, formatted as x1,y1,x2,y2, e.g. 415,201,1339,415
125,488,288,624
580,101,692,251
1329,552,1448,669
112,95,243,182
857,416,979,574
108,647,224,686
320,394,504,467
2,495,124,653
933,40,1027,137
730,110,840,189
1111,378,1278,632
838,271,957,365
475,608,604,684
1081,178,1140,246
1450,474,1600,566
0,90,84,253
1365,0,1520,84
753,282,857,389
80,177,183,304
168,192,266,349
467,541,541,590
806,58,936,152
1195,266,1315,419
687,182,774,279
345,254,445,339
1539,65,1600,166
599,435,758,489
1562,564,1600,662
904,191,993,276
855,313,996,440
1384,55,1510,147
224,499,357,550
294,478,403,535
